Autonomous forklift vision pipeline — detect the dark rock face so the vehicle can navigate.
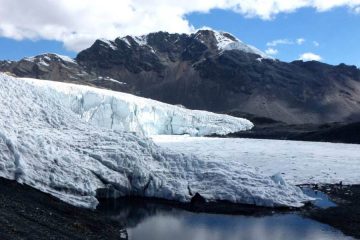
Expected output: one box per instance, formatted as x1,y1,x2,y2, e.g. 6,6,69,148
1,30,360,124
0,54,91,82
191,193,206,205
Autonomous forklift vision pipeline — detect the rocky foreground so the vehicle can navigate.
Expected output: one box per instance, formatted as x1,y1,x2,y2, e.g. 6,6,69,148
0,178,120,240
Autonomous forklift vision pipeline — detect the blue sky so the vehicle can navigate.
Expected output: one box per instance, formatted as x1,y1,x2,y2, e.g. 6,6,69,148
188,7,360,66
0,38,76,60
0,6,359,66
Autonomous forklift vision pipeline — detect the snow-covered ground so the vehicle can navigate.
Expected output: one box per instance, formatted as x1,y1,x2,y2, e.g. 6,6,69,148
0,73,311,209
153,136,360,185
21,78,253,137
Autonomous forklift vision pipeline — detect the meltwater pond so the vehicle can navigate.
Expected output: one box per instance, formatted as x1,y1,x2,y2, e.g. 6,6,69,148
97,199,353,240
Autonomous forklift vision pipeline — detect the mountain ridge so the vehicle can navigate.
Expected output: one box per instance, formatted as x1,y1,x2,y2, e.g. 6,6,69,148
1,29,360,124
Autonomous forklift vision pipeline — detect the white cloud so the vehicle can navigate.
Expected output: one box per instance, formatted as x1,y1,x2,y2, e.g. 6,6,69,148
226,0,360,19
313,41,320,47
299,52,322,61
267,37,306,47
0,0,360,51
265,48,279,55
296,38,306,45
267,39,293,47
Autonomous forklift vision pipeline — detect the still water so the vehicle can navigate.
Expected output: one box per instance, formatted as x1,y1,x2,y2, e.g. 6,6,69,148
97,198,352,240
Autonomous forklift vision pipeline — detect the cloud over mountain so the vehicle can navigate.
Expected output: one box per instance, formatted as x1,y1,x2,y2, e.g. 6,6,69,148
0,0,359,51
299,52,323,61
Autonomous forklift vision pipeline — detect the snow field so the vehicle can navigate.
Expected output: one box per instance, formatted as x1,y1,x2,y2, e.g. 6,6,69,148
153,136,360,185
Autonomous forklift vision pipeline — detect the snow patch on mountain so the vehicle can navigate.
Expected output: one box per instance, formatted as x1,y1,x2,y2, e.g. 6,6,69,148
213,31,269,58
56,54,77,64
99,39,118,50
20,78,253,136
121,35,148,47
0,73,311,209
98,76,126,85
24,53,77,65
133,35,148,46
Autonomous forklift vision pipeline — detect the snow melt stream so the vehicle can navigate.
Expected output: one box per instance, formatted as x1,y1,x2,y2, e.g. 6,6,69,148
0,73,311,208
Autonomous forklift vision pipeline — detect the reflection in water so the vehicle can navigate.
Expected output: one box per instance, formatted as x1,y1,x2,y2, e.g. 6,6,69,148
97,199,352,240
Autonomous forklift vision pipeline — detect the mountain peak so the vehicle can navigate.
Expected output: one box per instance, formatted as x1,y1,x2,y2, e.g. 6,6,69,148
23,53,77,65
191,29,268,58
1,29,360,125
85,30,269,60
195,29,268,58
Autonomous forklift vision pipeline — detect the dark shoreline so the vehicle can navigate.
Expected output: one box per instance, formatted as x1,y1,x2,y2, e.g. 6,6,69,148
1,177,359,239
0,178,120,240
303,184,360,239
97,195,294,217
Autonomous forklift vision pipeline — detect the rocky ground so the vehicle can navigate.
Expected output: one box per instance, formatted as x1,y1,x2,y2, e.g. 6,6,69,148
0,178,120,240
305,184,360,239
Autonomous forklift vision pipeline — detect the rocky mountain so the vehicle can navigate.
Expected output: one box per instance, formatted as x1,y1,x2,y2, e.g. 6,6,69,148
1,30,360,124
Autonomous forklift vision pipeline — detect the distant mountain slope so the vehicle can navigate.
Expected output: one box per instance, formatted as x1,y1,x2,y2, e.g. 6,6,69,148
297,122,360,144
1,30,360,124
219,111,360,144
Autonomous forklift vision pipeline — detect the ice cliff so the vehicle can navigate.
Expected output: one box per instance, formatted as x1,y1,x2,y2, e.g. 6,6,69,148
21,78,253,136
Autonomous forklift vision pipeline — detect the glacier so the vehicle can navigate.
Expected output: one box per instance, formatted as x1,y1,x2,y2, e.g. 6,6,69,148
20,78,253,137
0,73,311,209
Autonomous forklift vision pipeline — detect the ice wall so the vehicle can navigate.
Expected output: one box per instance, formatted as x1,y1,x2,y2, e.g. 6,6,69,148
21,78,253,136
